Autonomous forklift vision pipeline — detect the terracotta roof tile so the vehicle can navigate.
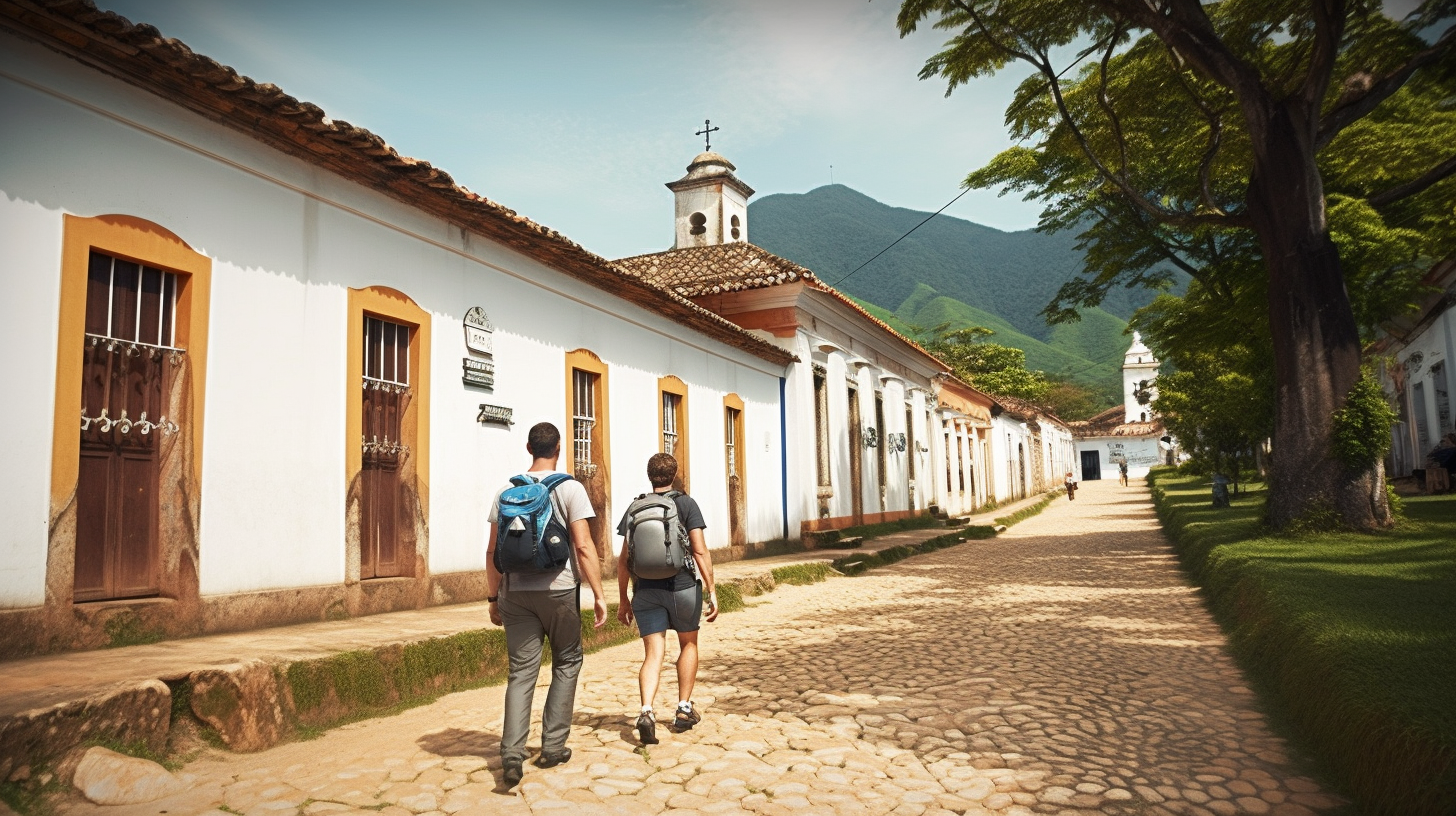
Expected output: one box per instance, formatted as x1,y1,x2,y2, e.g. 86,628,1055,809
1068,406,1163,438
1,0,795,368
615,242,947,370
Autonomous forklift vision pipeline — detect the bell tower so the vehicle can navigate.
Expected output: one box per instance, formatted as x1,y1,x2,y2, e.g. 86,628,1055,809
666,151,754,250
1123,331,1160,424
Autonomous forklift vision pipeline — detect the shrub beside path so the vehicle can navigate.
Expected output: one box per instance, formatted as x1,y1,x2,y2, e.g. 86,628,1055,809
53,481,1342,815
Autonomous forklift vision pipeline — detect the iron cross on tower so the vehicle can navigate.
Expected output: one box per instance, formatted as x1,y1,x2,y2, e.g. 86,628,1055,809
695,119,720,151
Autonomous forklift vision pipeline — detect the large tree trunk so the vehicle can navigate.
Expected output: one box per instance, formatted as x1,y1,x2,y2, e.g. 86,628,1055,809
1245,100,1391,530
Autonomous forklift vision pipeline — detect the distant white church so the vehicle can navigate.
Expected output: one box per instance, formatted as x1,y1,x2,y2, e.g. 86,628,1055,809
1069,333,1172,480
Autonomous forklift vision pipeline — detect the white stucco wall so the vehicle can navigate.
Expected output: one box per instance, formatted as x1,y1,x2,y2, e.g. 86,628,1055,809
1076,436,1163,480
0,189,63,607
1383,310,1455,476
0,35,786,606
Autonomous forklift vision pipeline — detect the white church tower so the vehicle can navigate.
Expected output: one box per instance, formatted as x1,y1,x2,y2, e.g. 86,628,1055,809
666,150,754,249
1123,331,1160,424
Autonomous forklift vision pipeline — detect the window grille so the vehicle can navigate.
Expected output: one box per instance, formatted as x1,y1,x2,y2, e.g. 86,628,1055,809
1433,362,1452,433
725,407,739,473
662,392,681,455
85,252,182,349
364,316,410,386
573,369,596,474
80,251,185,438
362,316,411,461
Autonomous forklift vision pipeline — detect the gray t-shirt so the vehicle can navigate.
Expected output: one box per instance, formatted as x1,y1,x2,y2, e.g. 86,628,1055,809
489,471,596,592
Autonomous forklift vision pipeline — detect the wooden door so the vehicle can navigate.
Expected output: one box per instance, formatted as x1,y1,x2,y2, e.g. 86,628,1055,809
75,251,180,602
361,316,411,579
847,386,863,525
1081,451,1102,481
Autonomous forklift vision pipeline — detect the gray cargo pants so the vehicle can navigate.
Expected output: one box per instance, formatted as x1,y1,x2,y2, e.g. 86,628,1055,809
499,587,582,762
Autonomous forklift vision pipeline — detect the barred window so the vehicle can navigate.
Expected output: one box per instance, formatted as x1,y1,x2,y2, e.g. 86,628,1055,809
85,251,181,348
725,406,740,473
364,316,410,386
662,392,681,455
573,369,596,470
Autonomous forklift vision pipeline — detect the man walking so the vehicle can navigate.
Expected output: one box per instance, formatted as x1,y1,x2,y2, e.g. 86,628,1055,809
486,422,607,787
616,453,718,745
1119,460,1130,486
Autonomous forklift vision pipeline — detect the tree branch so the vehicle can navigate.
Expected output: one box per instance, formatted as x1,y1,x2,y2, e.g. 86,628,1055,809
1088,200,1210,281
1317,25,1456,149
950,0,1250,230
1170,68,1232,214
1299,0,1347,118
1096,23,1131,178
1368,153,1456,207
1100,0,1267,100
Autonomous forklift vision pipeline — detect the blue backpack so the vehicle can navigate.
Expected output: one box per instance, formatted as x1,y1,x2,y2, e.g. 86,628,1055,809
494,473,575,573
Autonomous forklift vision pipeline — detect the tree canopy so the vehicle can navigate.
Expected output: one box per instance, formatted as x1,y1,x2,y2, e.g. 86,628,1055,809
899,0,1454,529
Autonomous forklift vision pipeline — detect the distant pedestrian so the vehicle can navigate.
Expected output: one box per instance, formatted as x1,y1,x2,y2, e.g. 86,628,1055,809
617,453,718,746
486,422,608,787
1119,460,1129,486
1064,471,1077,500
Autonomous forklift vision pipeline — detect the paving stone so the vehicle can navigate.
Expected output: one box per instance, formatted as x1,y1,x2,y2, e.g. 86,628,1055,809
70,746,187,806
36,483,1352,815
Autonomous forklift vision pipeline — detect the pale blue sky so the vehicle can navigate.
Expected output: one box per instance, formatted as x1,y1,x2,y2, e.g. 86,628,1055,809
97,0,1042,259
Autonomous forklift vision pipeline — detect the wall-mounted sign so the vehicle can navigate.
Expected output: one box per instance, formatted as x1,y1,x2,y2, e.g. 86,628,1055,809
477,404,514,426
463,306,494,356
462,357,495,389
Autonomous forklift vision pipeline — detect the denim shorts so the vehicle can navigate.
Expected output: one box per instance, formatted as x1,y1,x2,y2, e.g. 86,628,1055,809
631,583,702,636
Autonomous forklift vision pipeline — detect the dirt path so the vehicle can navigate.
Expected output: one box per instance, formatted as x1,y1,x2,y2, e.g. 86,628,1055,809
66,480,1343,816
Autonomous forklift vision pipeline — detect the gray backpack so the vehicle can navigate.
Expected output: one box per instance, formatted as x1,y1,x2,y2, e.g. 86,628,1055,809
625,491,690,580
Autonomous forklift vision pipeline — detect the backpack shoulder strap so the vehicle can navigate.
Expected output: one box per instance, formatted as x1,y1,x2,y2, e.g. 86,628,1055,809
540,472,573,491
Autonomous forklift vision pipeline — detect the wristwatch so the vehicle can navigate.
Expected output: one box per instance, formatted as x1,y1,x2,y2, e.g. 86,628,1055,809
487,595,499,603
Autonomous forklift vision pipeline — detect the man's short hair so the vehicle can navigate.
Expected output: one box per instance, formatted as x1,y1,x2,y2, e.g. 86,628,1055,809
528,422,561,458
647,453,677,488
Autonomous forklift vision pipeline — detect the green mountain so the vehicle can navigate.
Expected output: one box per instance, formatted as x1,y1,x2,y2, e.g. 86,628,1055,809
749,184,1172,403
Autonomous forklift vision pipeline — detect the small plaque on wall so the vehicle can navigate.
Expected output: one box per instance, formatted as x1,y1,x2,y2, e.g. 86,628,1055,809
463,306,494,355
477,404,514,426
462,357,494,389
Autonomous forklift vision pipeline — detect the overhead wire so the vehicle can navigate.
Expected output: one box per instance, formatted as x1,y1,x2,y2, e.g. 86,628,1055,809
824,34,1114,289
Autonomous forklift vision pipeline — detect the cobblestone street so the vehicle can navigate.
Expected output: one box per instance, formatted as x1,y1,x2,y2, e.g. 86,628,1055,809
69,481,1343,816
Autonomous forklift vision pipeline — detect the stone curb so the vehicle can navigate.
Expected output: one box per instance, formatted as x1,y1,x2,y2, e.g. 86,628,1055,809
0,679,169,786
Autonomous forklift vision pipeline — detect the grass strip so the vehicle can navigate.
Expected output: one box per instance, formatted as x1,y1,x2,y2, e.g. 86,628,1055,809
1147,468,1456,816
993,493,1056,528
834,514,945,540
831,528,992,576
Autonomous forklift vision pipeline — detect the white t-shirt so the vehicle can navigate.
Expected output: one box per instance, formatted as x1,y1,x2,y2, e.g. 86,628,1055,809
488,470,596,592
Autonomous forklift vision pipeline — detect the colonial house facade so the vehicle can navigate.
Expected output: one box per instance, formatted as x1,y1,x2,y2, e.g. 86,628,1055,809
1071,333,1170,480
0,4,795,657
616,152,988,534
993,396,1077,501
0,2,1080,659
933,376,998,517
1375,257,1456,478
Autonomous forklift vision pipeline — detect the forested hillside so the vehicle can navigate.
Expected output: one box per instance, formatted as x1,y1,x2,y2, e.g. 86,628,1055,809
749,184,1179,409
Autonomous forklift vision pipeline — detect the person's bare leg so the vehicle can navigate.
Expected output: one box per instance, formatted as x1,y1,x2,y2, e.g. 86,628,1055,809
675,631,699,702
639,632,666,709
